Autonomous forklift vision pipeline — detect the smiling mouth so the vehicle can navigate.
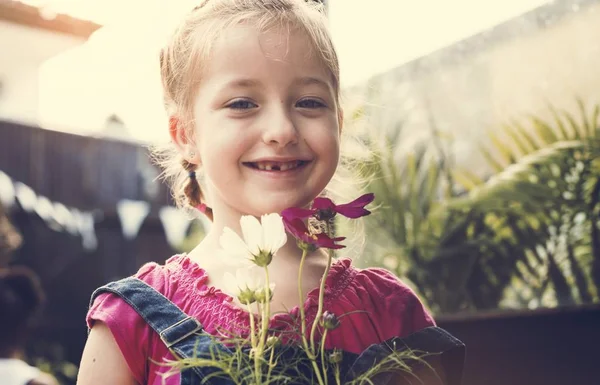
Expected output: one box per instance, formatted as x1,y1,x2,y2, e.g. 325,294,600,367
243,160,310,171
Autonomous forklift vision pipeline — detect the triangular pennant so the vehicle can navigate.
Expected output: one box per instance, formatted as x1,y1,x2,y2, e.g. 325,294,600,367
116,199,150,240
73,210,98,251
53,202,76,234
34,195,55,222
14,182,37,212
159,206,192,249
0,171,15,208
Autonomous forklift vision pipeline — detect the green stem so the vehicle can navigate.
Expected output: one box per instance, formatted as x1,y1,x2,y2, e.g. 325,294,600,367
320,329,329,385
266,343,275,385
247,304,257,349
256,267,272,384
334,363,341,385
298,247,326,385
310,358,327,385
247,303,261,385
309,248,333,354
261,267,271,347
297,248,312,356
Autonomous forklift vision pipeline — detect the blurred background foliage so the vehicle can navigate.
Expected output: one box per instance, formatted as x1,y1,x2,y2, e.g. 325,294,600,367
353,100,600,314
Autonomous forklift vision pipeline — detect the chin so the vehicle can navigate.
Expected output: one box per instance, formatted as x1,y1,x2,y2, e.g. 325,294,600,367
247,195,314,215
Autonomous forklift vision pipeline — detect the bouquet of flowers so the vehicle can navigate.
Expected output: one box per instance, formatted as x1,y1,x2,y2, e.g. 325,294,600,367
166,193,462,385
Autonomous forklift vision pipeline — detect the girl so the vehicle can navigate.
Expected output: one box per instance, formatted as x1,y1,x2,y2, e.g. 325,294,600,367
78,1,462,384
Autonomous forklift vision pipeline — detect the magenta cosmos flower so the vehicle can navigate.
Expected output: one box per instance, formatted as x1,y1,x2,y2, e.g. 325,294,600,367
282,216,346,250
281,193,375,250
282,193,375,221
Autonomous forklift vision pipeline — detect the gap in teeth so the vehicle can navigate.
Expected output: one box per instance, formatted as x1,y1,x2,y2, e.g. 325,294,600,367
255,161,301,171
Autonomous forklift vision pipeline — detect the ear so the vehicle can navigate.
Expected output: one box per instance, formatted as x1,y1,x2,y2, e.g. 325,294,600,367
169,116,200,165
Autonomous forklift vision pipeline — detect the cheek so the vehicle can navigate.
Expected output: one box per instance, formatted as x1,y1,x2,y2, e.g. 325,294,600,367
312,119,340,161
197,126,251,176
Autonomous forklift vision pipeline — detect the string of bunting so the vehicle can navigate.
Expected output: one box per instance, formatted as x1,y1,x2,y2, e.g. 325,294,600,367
0,169,198,251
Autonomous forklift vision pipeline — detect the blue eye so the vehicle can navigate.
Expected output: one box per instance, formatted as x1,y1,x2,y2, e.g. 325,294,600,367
227,100,258,109
297,99,326,109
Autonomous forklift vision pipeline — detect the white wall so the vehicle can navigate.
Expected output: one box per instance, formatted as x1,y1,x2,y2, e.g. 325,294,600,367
0,21,84,125
348,1,600,176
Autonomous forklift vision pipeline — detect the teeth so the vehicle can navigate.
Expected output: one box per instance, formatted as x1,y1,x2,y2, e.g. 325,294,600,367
255,161,302,171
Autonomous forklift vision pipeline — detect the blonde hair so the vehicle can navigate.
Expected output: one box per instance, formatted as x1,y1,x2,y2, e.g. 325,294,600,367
154,0,363,222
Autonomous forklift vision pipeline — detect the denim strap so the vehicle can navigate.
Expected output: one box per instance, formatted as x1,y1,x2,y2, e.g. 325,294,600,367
90,277,237,384
89,277,203,348
347,326,465,385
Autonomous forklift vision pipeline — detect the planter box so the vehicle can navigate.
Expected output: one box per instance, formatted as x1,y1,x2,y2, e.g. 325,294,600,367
438,305,600,385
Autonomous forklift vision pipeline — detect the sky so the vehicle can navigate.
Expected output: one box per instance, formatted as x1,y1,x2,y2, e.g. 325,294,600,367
37,0,551,143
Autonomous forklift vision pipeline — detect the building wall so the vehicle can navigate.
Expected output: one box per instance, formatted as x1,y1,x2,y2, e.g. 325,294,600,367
351,0,600,176
0,21,84,124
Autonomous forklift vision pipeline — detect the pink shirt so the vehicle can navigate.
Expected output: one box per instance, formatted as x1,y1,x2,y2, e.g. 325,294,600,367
87,254,435,385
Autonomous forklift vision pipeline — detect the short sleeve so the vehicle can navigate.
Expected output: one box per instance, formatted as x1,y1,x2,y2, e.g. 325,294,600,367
353,267,436,340
86,262,166,384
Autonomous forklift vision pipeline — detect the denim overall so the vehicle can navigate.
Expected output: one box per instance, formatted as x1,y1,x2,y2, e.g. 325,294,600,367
90,277,465,385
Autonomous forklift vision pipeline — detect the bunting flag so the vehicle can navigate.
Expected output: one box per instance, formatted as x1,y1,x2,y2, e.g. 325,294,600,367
159,206,192,249
14,182,37,212
2,172,99,251
0,171,15,208
73,210,98,251
0,169,201,254
53,202,77,235
116,199,150,240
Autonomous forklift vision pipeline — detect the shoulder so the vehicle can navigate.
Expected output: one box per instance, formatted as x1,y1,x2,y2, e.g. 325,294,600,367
346,263,436,335
87,254,208,326
89,254,203,309
84,255,200,384
352,263,420,300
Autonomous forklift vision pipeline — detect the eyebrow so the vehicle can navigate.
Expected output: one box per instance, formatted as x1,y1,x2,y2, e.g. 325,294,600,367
220,76,333,91
221,78,262,89
292,76,333,90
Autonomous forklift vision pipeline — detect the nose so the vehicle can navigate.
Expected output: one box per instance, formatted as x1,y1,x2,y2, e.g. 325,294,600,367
261,105,299,147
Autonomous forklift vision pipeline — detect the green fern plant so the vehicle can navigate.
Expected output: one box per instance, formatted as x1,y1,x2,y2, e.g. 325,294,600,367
363,101,600,314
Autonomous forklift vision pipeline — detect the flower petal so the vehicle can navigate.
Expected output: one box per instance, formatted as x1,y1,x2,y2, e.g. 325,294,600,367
281,207,316,221
333,193,375,218
237,266,265,291
220,227,253,265
283,217,311,243
261,213,287,254
312,197,335,210
240,215,263,256
315,233,346,249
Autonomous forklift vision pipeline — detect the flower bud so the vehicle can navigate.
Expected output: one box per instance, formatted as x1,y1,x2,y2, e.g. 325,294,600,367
266,336,281,348
255,285,274,303
296,239,318,253
321,311,341,330
328,350,343,364
238,288,256,305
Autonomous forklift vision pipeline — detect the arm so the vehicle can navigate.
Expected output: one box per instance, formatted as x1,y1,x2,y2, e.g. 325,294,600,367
76,322,137,385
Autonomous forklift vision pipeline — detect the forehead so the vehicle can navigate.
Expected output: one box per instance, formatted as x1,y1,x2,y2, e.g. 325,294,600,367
198,24,332,85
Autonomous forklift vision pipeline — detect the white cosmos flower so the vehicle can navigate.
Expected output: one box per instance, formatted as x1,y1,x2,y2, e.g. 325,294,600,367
223,267,276,305
219,213,287,267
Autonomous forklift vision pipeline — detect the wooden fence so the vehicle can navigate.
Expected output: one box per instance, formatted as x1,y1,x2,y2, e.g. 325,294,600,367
0,120,177,366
